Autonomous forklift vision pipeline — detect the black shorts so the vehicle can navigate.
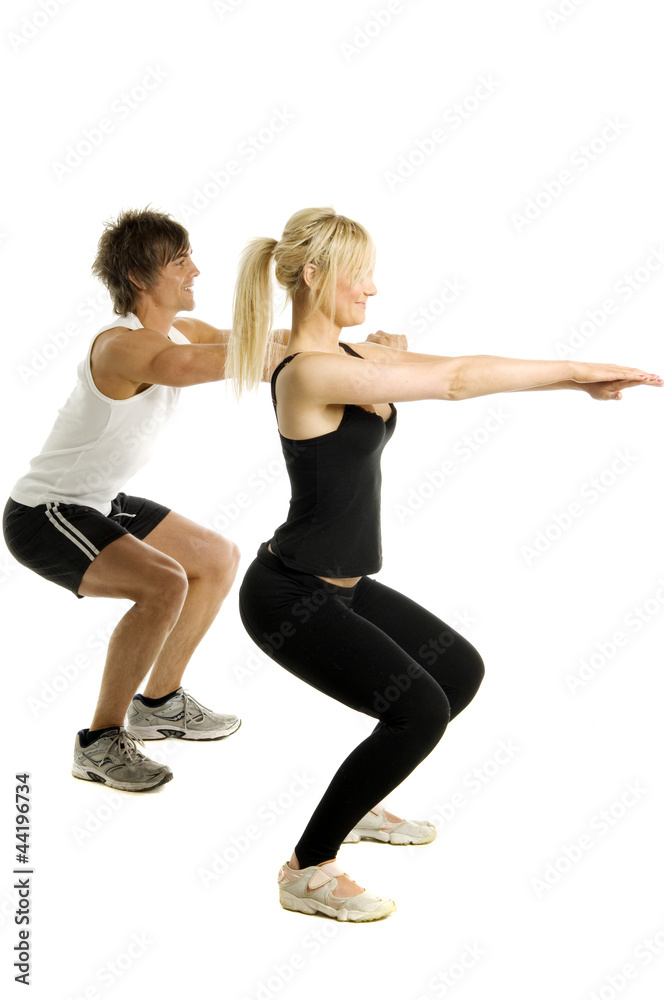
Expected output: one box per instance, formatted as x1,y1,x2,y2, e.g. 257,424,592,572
2,493,171,598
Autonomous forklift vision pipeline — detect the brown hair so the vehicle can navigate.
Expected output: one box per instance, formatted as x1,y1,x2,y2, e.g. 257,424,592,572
91,207,191,316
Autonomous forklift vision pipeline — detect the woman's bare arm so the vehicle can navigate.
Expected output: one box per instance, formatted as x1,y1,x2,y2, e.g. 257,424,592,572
286,352,660,407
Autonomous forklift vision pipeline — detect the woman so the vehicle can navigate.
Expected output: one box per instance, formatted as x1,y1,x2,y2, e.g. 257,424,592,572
228,207,660,922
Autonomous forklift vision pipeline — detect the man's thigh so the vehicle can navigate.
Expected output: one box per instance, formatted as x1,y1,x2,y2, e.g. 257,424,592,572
3,497,135,598
140,510,237,579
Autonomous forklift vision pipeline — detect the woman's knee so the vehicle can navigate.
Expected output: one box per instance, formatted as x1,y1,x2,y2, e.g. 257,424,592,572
379,676,451,746
449,646,485,718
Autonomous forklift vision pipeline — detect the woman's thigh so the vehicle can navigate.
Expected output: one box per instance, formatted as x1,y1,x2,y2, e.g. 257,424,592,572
351,576,485,718
239,558,450,726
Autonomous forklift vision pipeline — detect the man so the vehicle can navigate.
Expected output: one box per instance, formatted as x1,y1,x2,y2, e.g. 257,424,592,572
3,207,405,792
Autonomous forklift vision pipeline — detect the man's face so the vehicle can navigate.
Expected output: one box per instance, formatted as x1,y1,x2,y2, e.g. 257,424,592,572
145,248,200,312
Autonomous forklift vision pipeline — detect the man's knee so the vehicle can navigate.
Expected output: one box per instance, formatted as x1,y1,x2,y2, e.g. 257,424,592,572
199,533,241,588
142,556,188,611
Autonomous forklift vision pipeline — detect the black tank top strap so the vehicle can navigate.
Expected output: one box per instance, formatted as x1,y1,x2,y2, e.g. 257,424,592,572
339,342,363,359
270,344,360,412
270,353,300,410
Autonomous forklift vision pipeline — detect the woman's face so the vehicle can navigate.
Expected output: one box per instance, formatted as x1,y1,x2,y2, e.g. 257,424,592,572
333,267,377,328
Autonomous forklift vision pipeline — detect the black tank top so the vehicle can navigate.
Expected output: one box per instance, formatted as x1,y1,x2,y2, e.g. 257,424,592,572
269,342,397,577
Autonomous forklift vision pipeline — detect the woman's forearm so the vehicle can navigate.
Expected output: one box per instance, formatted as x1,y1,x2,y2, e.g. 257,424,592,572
451,355,574,399
510,380,583,392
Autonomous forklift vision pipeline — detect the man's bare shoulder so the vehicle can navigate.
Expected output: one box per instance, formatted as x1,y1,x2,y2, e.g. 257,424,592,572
92,325,172,367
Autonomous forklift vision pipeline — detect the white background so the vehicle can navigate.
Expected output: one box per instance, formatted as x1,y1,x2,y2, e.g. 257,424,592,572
1,1,663,998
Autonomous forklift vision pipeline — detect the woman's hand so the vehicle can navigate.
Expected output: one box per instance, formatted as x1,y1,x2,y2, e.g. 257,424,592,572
570,362,662,400
581,379,660,401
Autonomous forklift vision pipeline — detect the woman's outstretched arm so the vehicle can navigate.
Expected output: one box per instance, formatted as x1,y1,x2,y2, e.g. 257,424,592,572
285,352,661,407
348,340,661,400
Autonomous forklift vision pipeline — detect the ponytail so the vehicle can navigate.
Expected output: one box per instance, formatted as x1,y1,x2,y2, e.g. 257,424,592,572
227,236,278,396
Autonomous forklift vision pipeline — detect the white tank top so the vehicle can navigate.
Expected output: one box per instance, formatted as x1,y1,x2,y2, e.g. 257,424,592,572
11,313,190,514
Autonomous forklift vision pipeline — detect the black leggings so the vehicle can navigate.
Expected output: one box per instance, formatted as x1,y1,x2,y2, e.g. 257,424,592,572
239,543,485,868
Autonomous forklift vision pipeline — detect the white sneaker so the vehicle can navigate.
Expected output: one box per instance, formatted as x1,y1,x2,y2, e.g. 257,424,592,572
278,859,396,922
343,807,437,845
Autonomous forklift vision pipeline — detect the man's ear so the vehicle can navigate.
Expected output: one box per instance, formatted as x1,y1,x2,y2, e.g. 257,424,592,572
127,270,145,291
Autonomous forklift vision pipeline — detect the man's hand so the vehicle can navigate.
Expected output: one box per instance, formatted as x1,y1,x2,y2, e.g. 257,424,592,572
365,330,409,351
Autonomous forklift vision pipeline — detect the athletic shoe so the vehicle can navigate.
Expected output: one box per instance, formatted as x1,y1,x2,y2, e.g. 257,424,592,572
72,727,173,791
125,686,241,741
278,859,396,922
343,806,437,845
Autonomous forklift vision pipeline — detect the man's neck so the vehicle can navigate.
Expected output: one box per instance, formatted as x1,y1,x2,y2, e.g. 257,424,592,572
133,302,177,335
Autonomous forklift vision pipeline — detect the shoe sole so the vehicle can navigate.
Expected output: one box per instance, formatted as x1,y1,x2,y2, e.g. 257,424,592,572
343,826,437,845
71,763,173,791
125,719,242,741
279,889,396,922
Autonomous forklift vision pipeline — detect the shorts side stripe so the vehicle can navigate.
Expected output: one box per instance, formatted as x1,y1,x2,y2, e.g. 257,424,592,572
45,503,100,561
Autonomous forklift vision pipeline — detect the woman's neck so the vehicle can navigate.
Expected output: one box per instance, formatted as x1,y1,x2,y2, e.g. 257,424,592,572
288,299,344,355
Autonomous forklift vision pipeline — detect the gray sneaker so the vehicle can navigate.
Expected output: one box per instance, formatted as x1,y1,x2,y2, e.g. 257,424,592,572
125,687,241,741
72,727,173,791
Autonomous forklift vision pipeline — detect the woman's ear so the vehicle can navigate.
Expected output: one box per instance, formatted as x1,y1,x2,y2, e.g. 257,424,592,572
301,263,316,288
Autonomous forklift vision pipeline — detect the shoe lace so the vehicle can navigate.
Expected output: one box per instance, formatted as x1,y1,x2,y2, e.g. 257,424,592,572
109,730,147,763
181,689,211,724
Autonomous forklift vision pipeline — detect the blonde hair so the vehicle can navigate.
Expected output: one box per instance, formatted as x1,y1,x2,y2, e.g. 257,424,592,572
228,207,375,394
